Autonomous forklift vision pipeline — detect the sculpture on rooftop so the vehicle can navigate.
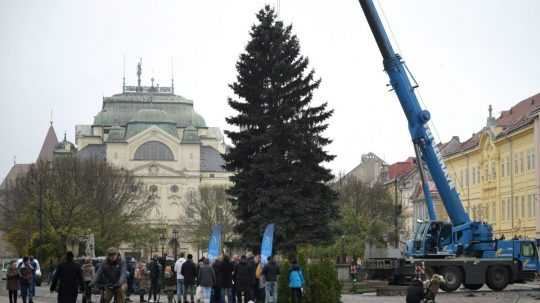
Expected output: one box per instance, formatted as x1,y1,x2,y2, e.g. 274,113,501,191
137,59,142,91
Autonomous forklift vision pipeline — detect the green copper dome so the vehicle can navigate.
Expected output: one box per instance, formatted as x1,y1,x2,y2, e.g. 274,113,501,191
125,109,178,139
93,93,207,128
130,109,176,124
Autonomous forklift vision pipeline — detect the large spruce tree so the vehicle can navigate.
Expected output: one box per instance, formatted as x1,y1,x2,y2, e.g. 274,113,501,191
225,6,338,253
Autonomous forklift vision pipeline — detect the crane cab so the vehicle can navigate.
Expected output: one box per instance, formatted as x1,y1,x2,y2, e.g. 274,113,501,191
406,220,453,257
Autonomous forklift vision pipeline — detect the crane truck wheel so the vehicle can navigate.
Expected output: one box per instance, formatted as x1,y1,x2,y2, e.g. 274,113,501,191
439,266,462,292
486,266,509,291
463,284,483,290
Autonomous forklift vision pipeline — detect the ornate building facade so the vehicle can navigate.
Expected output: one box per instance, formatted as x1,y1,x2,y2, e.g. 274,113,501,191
440,94,540,240
75,65,231,256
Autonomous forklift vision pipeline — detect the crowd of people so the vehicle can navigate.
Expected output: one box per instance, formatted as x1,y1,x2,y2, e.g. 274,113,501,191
5,249,305,303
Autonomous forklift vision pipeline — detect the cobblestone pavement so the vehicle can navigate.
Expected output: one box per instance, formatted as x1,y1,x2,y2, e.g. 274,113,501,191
1,284,540,303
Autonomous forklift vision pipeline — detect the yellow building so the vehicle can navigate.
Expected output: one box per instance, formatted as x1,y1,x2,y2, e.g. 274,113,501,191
440,93,540,240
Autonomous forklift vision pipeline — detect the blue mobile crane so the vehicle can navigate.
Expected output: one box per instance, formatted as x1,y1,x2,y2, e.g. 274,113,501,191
359,0,539,291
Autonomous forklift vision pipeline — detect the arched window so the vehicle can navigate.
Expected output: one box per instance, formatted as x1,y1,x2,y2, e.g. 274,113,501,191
134,141,174,161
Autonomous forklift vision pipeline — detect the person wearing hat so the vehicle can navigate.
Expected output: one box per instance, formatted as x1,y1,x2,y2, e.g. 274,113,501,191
93,247,127,303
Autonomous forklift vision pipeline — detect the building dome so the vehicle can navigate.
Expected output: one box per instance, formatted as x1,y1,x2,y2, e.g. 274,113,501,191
129,109,176,124
94,110,116,125
126,109,177,139
191,112,207,128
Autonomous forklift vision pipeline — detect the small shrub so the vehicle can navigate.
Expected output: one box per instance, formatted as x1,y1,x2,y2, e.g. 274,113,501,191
278,260,291,303
278,257,341,303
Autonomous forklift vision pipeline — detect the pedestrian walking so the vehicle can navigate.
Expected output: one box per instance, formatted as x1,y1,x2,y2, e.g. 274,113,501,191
93,247,128,303
211,257,222,303
262,257,279,303
180,254,197,303
134,262,150,303
18,256,34,303
6,260,19,303
219,255,234,303
230,256,240,303
288,260,304,303
127,258,136,302
81,257,96,303
246,255,257,302
50,251,84,303
197,258,215,303
148,257,162,303
174,253,186,303
29,257,39,299
254,256,265,303
233,256,254,303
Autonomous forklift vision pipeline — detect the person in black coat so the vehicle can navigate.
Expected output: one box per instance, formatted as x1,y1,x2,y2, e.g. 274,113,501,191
220,255,234,303
181,254,197,303
234,256,255,303
211,258,222,303
405,279,425,303
50,251,84,303
147,257,162,303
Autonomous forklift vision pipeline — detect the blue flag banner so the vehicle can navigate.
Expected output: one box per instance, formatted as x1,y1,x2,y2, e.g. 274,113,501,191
208,224,223,262
260,224,275,265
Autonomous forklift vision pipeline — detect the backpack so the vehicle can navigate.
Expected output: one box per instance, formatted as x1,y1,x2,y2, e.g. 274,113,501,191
18,264,33,283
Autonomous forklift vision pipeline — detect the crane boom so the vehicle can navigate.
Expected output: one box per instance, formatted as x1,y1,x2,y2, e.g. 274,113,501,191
357,0,499,254
358,0,470,226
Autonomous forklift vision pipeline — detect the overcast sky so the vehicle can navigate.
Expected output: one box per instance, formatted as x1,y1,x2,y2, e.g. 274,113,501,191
1,0,540,180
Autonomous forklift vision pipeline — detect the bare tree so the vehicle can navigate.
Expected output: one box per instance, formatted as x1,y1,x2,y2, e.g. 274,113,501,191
0,158,157,259
179,185,235,250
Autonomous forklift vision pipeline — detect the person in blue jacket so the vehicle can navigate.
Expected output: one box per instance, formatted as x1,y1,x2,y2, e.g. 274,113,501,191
288,259,304,303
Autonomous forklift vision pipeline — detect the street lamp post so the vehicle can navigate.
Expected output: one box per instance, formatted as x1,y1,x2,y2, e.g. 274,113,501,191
172,229,179,260
160,232,166,259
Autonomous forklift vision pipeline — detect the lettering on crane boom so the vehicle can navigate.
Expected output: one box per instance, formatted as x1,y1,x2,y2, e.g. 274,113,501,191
425,125,456,191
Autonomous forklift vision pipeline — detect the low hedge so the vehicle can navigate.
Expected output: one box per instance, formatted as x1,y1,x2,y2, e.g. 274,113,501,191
277,257,341,303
